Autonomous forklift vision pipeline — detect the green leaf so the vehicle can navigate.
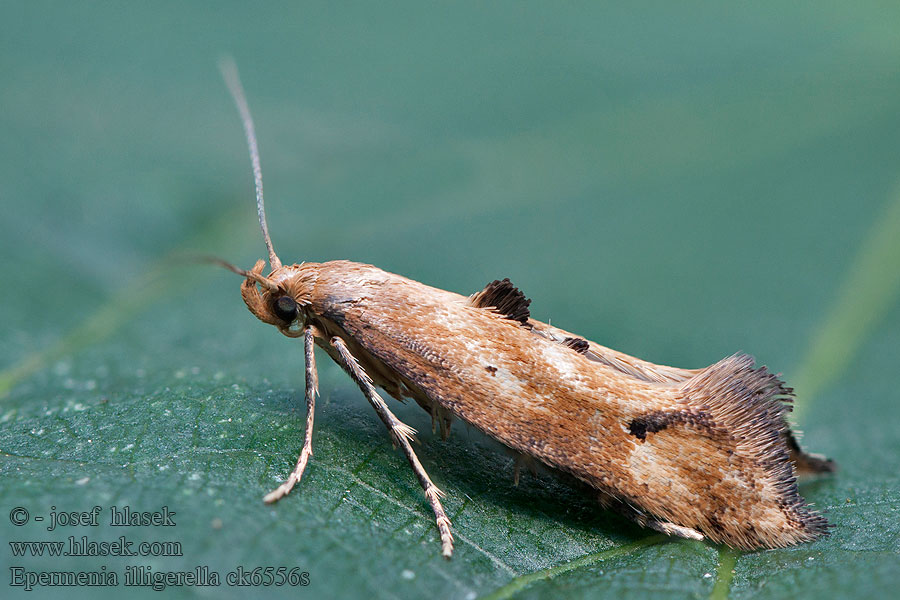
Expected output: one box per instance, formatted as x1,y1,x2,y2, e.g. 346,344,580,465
2,2,899,599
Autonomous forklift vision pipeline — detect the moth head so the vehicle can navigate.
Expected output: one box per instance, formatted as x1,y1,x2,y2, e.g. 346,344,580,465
237,259,314,338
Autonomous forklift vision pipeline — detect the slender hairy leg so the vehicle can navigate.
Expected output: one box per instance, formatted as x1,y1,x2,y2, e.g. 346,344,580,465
597,492,704,541
263,326,320,503
330,336,455,558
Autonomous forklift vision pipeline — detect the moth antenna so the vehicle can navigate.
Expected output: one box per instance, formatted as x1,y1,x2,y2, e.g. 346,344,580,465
192,254,280,292
219,57,283,270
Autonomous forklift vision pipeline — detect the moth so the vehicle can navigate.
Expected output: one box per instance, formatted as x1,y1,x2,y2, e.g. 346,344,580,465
214,62,834,558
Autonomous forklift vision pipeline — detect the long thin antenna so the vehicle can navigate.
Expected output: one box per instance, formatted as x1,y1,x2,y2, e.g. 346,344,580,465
190,254,280,292
219,57,282,270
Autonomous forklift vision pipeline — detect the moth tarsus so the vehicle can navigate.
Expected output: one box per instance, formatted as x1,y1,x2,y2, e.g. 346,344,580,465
215,62,834,558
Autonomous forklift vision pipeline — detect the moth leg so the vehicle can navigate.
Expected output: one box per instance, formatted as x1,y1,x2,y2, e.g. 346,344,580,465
263,326,320,504
428,405,453,441
330,336,455,558
645,520,704,541
512,453,538,486
598,493,704,542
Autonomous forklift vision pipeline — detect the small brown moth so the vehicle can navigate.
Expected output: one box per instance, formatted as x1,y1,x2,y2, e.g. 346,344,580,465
214,62,834,558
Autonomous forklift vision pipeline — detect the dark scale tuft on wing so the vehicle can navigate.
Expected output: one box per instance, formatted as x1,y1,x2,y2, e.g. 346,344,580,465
468,278,532,325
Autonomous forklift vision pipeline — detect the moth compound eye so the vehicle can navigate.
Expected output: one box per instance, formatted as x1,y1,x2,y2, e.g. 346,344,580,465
273,296,299,322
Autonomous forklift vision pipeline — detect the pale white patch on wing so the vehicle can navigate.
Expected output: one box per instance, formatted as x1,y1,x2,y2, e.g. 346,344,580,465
540,343,580,382
629,441,693,501
489,364,536,408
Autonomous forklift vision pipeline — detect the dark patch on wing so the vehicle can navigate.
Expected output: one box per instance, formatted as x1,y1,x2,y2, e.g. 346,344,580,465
628,409,713,441
562,336,590,354
469,278,531,325
485,365,497,376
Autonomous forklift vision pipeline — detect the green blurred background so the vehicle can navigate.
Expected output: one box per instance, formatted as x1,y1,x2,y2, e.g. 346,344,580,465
2,2,899,598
